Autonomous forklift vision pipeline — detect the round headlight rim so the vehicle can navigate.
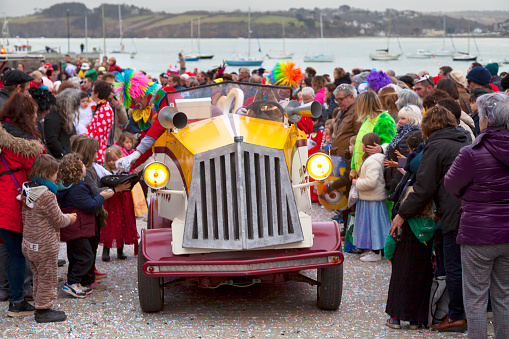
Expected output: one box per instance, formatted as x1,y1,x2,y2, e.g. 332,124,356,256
306,152,333,181
143,161,170,190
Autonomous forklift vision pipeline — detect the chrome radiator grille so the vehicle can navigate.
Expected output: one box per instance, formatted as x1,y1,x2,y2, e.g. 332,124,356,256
183,141,303,250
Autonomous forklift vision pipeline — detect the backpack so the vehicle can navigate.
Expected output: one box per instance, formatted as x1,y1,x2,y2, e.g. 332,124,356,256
428,276,450,326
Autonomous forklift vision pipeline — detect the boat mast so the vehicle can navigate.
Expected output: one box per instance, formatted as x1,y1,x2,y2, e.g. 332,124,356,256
387,10,391,51
118,4,123,51
190,19,194,54
442,16,446,49
248,8,251,57
320,13,324,39
198,17,201,55
468,22,470,54
282,19,285,53
85,15,88,54
102,3,106,54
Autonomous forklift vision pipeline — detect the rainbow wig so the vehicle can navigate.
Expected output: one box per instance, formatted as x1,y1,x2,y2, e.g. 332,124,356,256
366,70,392,93
269,62,302,88
114,69,158,109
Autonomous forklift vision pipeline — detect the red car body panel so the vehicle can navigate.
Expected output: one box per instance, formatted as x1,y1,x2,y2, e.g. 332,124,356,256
140,220,343,277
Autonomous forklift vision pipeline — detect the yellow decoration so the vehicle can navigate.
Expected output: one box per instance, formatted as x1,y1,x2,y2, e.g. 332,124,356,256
132,105,154,123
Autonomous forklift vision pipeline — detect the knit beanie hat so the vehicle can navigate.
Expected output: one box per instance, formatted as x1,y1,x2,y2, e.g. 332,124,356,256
466,67,491,87
449,70,468,88
501,76,509,91
485,63,499,76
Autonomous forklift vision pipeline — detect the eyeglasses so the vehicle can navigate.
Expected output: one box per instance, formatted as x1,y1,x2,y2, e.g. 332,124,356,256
335,96,349,104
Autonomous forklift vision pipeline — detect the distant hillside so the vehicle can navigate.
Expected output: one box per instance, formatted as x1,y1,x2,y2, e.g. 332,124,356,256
428,10,509,26
3,3,501,39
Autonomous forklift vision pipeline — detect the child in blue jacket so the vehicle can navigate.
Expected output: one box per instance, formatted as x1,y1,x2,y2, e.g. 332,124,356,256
56,153,113,298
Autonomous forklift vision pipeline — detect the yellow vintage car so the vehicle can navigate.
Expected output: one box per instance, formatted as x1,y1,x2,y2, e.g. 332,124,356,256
139,81,344,312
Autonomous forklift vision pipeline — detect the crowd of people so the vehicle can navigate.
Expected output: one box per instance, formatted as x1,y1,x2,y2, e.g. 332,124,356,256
0,54,509,337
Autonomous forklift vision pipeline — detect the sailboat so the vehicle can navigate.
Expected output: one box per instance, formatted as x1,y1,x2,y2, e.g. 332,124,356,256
424,17,455,57
196,17,214,59
225,8,263,67
111,4,137,59
452,23,477,61
267,19,294,59
304,14,334,62
369,10,401,61
184,19,199,61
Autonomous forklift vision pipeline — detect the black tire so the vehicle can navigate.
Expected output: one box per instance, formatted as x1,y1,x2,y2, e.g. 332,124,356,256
138,248,164,312
317,264,343,310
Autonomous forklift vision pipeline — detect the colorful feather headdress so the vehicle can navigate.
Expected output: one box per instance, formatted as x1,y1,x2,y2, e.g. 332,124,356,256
268,62,302,88
114,69,158,109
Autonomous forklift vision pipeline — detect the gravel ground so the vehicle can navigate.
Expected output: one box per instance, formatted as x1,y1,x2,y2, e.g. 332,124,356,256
0,204,494,338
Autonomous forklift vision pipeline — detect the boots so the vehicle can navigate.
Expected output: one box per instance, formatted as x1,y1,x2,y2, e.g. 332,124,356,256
35,308,67,323
101,247,110,262
117,246,127,260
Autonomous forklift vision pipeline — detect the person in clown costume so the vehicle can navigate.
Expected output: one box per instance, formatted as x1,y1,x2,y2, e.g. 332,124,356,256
115,70,183,172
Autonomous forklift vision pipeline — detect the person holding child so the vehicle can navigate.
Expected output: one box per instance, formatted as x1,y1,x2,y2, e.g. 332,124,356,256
57,153,114,298
352,133,391,262
21,155,77,323
101,146,139,261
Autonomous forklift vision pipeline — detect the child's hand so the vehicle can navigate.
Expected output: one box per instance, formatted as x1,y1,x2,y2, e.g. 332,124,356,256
68,213,77,224
352,178,357,185
395,150,406,159
384,159,398,168
115,182,131,193
100,189,115,199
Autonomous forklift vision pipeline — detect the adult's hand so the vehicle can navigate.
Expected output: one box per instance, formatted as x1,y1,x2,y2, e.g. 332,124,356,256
116,151,141,172
114,181,131,193
365,142,382,155
390,214,405,236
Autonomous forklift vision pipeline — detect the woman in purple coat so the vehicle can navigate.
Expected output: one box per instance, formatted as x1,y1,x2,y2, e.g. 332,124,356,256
445,92,509,339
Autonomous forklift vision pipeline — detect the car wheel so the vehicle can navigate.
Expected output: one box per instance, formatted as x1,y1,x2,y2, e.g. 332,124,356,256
138,246,164,312
316,264,343,310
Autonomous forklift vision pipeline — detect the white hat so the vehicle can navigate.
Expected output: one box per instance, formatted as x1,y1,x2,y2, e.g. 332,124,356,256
81,63,90,71
181,74,190,80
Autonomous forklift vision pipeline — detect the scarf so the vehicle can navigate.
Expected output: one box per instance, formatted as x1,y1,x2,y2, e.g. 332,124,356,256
32,177,58,194
385,123,420,160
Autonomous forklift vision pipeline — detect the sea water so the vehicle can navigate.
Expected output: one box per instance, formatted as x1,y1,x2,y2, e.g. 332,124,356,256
25,37,509,77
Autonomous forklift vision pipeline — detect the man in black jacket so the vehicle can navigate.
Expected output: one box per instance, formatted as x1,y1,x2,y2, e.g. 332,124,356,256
390,106,469,332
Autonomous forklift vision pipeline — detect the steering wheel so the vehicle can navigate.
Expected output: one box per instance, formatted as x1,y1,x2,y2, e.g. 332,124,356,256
245,100,285,122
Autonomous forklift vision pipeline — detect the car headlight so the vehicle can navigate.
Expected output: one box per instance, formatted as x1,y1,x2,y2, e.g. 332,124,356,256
143,162,170,189
306,153,333,180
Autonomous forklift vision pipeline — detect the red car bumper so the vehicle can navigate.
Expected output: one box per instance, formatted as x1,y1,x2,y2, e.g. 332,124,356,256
141,221,343,277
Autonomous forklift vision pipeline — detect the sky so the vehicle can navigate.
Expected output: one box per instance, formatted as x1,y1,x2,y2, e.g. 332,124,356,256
3,0,509,17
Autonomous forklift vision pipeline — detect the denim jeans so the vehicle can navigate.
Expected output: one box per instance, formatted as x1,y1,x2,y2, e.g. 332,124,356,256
0,229,26,303
441,231,466,321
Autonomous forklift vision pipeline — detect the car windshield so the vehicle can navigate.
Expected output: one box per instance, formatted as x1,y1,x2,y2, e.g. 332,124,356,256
166,81,294,123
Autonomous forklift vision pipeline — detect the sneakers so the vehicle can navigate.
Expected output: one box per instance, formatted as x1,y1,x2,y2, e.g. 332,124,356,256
360,250,374,258
360,252,382,262
62,282,87,298
409,321,424,330
81,285,93,295
7,299,36,317
35,308,67,323
386,317,401,329
94,267,107,278
86,282,107,291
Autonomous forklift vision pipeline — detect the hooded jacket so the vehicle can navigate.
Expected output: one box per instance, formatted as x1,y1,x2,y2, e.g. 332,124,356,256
398,127,469,234
21,183,71,252
445,127,509,245
56,180,104,242
0,122,44,233
356,153,387,201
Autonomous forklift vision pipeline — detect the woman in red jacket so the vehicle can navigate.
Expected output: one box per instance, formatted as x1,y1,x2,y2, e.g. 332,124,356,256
0,93,45,316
